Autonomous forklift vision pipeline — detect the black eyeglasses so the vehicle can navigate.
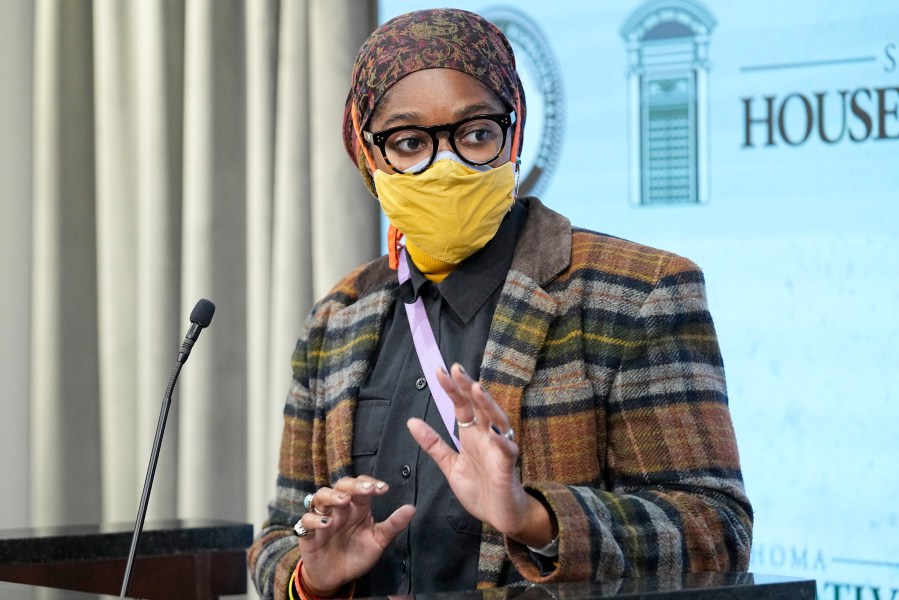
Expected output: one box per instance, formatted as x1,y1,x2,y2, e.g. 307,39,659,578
363,113,515,174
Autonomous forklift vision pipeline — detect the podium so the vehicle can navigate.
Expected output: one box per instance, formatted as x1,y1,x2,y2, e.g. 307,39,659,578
0,519,815,600
0,519,252,599
1,572,815,599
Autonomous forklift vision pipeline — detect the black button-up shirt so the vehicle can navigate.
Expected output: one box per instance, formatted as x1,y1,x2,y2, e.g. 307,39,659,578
352,201,527,596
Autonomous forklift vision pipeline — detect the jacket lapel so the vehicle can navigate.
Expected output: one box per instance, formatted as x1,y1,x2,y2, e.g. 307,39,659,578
479,197,572,434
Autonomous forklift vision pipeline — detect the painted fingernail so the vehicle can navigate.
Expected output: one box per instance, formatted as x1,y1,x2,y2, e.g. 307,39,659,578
375,481,387,490
457,365,467,375
439,366,448,374
491,424,501,435
336,493,348,500
320,516,330,525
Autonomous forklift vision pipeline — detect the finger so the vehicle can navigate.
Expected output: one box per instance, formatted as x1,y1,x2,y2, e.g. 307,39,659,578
332,476,389,497
307,487,351,514
436,367,476,425
407,417,457,475
449,363,476,393
295,511,334,548
471,382,510,432
449,365,505,434
373,504,416,548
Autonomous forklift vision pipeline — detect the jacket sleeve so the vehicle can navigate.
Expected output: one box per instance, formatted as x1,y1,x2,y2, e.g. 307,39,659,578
506,253,753,582
248,337,314,600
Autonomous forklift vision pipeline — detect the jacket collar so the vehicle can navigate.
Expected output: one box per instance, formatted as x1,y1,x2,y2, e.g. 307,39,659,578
510,197,572,286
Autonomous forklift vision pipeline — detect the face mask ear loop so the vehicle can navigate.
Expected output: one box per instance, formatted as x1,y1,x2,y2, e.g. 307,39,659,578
354,101,403,269
352,102,377,174
510,90,523,197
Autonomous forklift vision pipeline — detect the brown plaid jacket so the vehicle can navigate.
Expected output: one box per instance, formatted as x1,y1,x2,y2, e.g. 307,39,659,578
248,198,752,599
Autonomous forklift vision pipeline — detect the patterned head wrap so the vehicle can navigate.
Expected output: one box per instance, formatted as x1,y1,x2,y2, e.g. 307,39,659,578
343,8,526,192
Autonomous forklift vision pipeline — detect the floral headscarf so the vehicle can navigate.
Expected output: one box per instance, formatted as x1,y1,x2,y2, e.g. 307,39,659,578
342,8,526,194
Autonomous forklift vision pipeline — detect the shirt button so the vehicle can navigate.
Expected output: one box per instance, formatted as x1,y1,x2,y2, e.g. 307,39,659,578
431,287,440,300
415,377,427,390
401,464,412,479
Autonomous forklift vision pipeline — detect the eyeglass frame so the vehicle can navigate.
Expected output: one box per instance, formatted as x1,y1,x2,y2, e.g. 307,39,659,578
362,112,516,174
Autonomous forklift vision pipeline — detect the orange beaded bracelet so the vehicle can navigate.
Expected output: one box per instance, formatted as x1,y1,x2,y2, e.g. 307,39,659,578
291,559,356,600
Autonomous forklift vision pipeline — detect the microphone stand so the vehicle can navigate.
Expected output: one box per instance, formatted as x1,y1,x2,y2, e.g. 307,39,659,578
119,300,213,598
120,361,183,597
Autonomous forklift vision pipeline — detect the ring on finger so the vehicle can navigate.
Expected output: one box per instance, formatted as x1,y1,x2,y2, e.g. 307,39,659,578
303,493,315,511
312,504,332,516
294,522,316,538
503,427,515,441
457,416,478,429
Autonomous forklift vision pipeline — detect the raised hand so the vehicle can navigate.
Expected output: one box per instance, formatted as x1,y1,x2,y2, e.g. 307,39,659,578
406,364,556,548
295,477,415,595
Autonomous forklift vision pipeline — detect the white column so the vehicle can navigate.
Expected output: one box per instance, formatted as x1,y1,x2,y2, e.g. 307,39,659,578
309,0,380,299
695,35,711,205
179,0,248,521
31,0,102,526
625,40,643,206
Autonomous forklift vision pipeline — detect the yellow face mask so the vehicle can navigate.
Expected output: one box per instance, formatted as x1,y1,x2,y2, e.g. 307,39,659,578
373,154,516,266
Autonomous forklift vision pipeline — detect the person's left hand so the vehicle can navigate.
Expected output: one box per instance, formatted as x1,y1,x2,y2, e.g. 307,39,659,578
406,364,555,547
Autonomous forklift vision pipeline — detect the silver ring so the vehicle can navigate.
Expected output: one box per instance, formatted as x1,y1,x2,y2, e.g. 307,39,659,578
294,522,316,538
503,427,515,441
457,416,478,429
303,493,315,511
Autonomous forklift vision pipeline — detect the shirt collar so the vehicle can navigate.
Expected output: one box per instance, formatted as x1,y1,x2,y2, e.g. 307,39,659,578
395,200,527,324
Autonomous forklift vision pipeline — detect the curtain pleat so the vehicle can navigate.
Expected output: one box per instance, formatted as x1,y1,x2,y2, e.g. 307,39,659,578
31,0,102,526
94,0,140,524
27,0,379,533
246,0,281,526
133,0,185,522
309,1,380,297
179,0,248,521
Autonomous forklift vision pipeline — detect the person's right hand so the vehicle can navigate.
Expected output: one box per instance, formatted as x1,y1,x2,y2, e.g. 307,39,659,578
295,476,416,596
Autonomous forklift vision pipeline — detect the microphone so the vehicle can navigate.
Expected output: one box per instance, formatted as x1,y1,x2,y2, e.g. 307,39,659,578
178,298,216,363
120,299,216,597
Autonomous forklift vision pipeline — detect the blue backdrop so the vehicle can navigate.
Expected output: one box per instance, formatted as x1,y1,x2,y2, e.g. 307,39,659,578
379,1,899,597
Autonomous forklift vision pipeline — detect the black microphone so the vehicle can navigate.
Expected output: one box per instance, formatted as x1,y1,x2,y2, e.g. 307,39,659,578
120,299,216,598
178,298,216,364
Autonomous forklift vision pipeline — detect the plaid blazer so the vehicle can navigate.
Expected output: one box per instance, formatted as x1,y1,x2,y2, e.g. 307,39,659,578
249,198,752,600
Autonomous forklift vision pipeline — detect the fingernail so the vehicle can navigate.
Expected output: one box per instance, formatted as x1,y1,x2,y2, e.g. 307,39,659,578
457,364,467,375
336,493,348,500
320,516,330,525
375,481,387,490
361,481,373,490
491,424,501,435
439,366,448,375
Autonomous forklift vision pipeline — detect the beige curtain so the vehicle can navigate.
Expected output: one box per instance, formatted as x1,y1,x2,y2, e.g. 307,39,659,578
27,0,379,529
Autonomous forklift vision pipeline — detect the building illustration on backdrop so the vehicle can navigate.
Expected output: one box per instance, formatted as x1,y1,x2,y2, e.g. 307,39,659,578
622,0,716,205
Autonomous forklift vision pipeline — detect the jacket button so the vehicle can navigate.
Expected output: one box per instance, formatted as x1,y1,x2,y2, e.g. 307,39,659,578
401,464,412,479
415,377,427,390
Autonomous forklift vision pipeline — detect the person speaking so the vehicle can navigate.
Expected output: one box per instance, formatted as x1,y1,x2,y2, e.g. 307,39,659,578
249,8,753,600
